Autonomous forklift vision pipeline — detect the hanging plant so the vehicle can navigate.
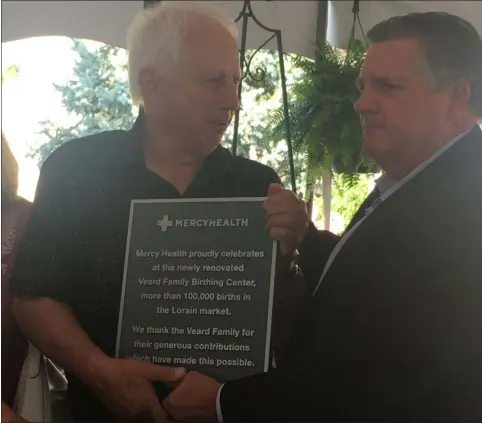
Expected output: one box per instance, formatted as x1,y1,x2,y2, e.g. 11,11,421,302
268,39,378,224
269,39,376,179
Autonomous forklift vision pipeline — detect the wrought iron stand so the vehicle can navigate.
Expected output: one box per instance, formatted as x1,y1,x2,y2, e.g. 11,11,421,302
233,0,296,192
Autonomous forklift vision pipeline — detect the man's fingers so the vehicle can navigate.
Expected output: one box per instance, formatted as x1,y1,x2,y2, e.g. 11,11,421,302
267,183,284,196
164,378,183,389
162,395,180,421
141,362,186,382
266,213,300,231
151,365,186,382
150,399,169,423
268,226,296,243
264,192,305,215
162,395,173,416
145,379,170,422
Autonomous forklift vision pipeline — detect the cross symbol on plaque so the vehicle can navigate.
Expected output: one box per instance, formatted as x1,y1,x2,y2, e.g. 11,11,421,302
157,215,173,232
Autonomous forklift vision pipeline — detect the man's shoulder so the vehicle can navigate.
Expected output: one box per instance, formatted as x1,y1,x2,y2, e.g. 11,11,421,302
40,129,132,179
228,151,281,183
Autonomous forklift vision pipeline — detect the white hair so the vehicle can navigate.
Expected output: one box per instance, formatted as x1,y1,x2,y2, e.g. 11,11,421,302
127,1,238,106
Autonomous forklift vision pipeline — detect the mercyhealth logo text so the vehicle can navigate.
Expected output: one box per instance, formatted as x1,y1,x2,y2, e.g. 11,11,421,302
157,215,249,232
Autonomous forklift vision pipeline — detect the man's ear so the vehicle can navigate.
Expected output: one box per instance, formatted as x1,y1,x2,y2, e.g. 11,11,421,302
448,79,472,119
138,68,158,103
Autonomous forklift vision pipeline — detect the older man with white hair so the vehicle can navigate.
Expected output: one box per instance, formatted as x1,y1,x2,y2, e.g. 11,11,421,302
9,2,319,422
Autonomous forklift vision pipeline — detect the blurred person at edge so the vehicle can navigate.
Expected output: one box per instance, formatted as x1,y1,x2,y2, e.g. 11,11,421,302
6,1,331,422
1,133,30,423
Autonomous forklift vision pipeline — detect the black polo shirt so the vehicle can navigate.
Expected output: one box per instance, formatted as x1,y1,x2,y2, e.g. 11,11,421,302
10,114,284,421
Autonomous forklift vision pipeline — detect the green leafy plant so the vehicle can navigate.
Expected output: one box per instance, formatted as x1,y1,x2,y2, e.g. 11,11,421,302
268,40,376,223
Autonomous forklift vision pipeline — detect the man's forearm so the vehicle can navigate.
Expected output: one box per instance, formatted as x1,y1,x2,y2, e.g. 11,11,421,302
12,297,110,384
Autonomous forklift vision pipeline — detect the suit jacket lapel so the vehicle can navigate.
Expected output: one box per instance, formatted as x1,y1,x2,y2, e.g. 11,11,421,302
317,126,482,291
344,187,381,233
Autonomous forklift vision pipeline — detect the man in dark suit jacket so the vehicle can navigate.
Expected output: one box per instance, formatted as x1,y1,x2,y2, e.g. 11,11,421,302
160,11,482,422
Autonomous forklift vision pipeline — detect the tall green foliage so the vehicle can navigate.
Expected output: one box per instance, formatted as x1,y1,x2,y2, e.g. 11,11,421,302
30,39,136,166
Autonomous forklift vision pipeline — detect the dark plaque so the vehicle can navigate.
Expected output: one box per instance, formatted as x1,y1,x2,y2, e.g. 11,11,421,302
116,198,277,381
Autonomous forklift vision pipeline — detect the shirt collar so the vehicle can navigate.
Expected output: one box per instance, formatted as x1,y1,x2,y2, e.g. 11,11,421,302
375,172,397,195
375,127,475,197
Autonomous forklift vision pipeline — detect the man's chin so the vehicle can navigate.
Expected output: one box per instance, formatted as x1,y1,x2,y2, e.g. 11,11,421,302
363,134,389,158
191,139,223,158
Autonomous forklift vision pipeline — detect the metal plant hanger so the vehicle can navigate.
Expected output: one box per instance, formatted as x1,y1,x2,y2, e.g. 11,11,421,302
232,0,296,192
346,0,368,54
345,0,377,174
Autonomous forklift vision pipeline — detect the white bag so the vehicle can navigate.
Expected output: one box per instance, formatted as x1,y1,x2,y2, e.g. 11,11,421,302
14,343,53,422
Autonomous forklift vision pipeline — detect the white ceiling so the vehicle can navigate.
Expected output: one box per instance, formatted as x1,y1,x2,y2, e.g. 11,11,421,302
329,1,482,49
3,1,482,59
2,1,143,50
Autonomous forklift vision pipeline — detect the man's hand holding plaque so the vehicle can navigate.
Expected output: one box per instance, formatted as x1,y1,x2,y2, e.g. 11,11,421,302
163,371,221,422
264,183,309,360
264,183,309,258
85,358,186,422
159,186,310,422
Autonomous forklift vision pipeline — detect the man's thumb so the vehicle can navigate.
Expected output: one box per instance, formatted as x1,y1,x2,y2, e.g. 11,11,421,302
267,183,284,196
146,364,186,382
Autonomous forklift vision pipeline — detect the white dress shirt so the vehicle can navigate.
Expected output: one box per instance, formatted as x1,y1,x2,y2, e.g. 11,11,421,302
215,127,472,422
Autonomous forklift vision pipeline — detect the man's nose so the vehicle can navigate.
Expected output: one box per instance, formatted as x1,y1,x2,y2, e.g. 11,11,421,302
220,82,240,111
354,89,377,114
